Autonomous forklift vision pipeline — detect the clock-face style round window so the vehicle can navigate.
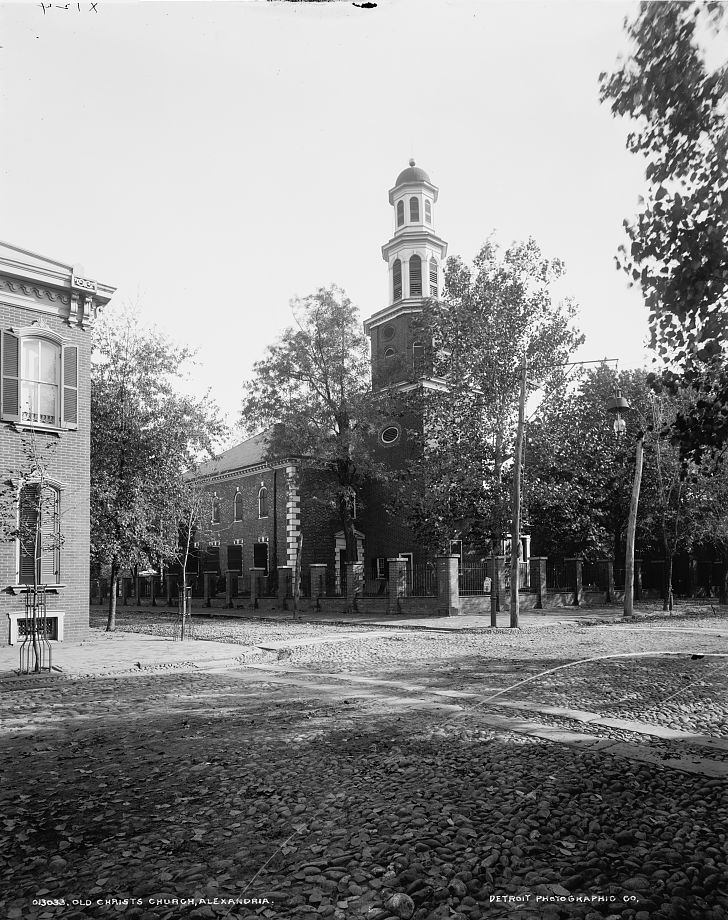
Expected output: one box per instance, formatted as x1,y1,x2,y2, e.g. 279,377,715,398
382,325,395,341
380,425,400,445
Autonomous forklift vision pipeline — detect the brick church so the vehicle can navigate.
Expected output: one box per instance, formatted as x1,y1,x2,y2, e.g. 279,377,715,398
191,160,451,593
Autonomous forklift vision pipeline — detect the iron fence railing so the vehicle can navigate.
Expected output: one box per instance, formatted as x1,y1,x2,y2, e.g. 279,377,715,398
409,563,438,597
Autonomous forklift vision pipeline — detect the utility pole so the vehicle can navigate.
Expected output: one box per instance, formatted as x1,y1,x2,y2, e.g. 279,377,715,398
510,355,527,628
623,432,644,617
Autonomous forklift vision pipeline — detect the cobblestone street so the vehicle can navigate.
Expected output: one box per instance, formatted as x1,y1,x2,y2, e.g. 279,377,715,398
1,610,726,920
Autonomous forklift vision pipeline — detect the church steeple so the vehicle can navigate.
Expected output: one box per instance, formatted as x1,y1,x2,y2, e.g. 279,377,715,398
364,160,448,390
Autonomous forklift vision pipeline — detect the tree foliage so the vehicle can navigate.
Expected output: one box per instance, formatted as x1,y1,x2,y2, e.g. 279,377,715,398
91,304,226,630
241,286,389,563
600,1,728,457
396,238,583,556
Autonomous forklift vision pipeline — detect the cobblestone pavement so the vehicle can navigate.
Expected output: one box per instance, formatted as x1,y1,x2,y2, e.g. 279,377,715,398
1,612,726,920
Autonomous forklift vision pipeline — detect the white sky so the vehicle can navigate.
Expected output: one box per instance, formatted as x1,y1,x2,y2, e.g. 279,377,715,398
1,0,651,438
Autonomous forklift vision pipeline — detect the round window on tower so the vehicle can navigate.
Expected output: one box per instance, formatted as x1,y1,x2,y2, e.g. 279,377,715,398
382,326,395,341
380,425,401,446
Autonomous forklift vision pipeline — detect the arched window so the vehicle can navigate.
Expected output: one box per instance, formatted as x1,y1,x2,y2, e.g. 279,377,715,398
409,255,422,297
258,486,268,519
396,200,404,227
21,337,61,426
384,347,396,360
211,494,220,524
412,341,425,370
429,257,438,297
234,491,243,522
424,200,432,224
1,329,78,429
410,197,419,222
392,259,402,302
18,483,60,584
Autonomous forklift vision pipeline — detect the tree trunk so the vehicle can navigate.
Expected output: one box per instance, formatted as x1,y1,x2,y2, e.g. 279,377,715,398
664,553,674,612
624,434,644,617
510,356,527,628
340,497,357,563
107,563,119,632
720,554,728,606
491,426,505,622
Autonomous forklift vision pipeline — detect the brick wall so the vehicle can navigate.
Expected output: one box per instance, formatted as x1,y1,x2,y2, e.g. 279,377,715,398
0,304,91,646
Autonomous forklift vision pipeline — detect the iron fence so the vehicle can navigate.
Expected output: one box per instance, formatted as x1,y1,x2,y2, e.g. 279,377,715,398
546,560,568,592
459,566,492,596
409,563,438,597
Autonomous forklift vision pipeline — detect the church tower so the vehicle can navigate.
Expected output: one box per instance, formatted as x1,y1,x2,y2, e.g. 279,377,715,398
364,160,448,390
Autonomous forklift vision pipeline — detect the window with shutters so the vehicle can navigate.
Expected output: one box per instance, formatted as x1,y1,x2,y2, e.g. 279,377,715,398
424,200,432,224
429,257,438,297
410,197,419,222
1,330,78,429
392,259,402,302
409,255,422,297
396,201,404,227
258,486,269,519
234,491,243,522
18,484,61,585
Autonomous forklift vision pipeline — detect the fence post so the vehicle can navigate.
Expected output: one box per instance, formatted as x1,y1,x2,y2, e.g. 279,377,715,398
493,555,507,611
135,574,141,606
601,560,615,603
436,555,460,617
225,571,235,609
387,558,408,616
345,562,364,613
529,557,547,609
634,559,643,601
278,566,293,609
309,564,327,606
565,558,583,606
250,567,265,608
150,576,157,607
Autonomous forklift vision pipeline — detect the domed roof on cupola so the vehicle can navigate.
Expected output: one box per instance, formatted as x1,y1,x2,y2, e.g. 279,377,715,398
395,158,430,186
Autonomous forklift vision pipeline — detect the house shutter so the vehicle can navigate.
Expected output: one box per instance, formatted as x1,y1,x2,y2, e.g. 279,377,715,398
18,486,38,584
62,344,78,427
40,487,59,584
1,331,20,422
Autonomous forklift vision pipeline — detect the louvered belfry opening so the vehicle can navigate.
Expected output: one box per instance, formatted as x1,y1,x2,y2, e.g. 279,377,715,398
393,259,402,302
396,200,404,226
425,199,432,224
429,257,438,297
410,197,419,222
409,255,422,297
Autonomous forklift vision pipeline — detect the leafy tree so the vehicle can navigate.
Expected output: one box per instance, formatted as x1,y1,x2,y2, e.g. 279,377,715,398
526,365,652,561
241,285,389,564
600,1,728,457
686,457,728,603
396,238,583,558
91,305,225,631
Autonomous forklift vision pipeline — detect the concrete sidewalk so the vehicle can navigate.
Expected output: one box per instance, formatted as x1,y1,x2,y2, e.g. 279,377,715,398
0,629,260,680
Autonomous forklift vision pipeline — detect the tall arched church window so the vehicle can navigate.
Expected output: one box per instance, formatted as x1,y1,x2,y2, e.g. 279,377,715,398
429,258,438,297
211,494,221,524
424,200,432,224
409,255,422,297
410,197,419,222
234,491,243,522
392,259,402,302
258,486,268,519
396,201,404,227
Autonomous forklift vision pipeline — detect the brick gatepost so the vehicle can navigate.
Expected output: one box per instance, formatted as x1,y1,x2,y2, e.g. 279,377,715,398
436,555,460,617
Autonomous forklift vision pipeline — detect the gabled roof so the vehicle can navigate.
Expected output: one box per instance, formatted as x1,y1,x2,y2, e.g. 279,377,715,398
193,429,272,480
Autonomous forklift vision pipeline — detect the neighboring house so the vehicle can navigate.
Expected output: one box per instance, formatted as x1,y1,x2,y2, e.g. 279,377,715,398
0,242,114,645
189,161,460,588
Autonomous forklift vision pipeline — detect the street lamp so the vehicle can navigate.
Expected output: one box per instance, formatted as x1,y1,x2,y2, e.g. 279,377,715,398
607,387,644,617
